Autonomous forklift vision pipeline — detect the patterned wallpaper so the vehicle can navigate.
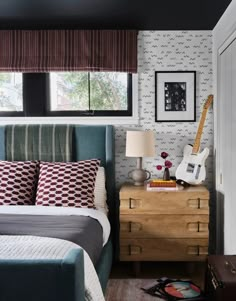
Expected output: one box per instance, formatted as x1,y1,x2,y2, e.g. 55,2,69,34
115,31,213,191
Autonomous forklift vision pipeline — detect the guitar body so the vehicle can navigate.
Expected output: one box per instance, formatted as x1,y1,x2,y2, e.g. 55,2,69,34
175,94,213,185
175,144,209,185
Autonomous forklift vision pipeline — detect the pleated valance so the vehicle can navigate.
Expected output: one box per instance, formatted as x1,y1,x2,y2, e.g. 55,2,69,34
0,30,138,73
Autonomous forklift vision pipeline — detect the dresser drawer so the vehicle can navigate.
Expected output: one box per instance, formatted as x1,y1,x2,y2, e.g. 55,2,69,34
120,195,209,214
120,184,209,214
120,238,208,261
120,214,209,238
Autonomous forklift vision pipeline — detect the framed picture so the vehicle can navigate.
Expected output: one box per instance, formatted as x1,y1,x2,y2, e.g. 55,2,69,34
155,71,196,122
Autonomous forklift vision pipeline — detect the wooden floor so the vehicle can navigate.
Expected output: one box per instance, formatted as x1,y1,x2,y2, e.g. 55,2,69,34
105,261,206,301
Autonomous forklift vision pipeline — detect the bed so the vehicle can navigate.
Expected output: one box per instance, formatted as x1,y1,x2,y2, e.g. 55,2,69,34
0,124,116,301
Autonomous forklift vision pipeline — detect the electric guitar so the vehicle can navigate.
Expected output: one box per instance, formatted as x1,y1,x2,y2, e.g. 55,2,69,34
175,94,213,185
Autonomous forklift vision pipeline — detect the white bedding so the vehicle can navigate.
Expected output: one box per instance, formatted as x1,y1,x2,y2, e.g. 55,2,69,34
0,235,105,301
0,206,111,301
0,206,111,246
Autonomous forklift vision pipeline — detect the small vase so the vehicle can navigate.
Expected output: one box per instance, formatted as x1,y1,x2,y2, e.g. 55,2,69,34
163,167,170,181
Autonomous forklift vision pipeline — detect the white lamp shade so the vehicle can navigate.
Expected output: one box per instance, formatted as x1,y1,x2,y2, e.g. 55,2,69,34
126,130,155,157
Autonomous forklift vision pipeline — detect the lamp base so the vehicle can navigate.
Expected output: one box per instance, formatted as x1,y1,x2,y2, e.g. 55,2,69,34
128,168,151,186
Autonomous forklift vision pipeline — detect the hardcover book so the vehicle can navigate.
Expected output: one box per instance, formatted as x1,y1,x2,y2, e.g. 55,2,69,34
148,179,177,187
146,183,178,191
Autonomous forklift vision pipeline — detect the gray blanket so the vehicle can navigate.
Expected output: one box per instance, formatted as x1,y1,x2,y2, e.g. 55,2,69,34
0,214,103,265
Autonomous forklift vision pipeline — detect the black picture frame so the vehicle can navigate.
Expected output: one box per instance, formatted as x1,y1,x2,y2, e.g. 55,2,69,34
155,71,196,122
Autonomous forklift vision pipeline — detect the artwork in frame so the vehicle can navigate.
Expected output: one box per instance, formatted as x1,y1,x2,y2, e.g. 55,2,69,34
155,71,196,122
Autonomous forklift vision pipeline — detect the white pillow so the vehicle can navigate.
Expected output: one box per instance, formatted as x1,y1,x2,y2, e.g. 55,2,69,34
94,167,108,212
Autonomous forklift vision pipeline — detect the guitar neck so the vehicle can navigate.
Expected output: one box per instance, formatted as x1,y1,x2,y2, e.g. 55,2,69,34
192,108,208,154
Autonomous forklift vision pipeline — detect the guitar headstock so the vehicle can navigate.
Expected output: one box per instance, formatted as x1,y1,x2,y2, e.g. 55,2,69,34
204,94,213,109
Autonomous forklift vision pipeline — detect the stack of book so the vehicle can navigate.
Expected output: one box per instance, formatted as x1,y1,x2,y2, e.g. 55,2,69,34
146,179,177,191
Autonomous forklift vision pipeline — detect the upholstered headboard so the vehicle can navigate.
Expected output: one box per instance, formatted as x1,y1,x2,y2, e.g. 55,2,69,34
0,124,116,246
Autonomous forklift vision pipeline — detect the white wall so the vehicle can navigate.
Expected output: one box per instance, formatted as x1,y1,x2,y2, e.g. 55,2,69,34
115,31,213,191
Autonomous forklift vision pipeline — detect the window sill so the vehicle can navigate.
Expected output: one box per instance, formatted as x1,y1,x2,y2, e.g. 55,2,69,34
0,116,139,125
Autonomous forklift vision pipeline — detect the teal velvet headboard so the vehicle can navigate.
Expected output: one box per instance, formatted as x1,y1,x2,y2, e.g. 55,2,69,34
74,125,116,223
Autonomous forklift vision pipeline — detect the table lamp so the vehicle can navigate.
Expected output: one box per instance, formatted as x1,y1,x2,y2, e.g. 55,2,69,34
126,130,155,186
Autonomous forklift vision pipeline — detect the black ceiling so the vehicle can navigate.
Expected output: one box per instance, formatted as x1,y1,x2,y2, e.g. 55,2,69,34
0,0,232,30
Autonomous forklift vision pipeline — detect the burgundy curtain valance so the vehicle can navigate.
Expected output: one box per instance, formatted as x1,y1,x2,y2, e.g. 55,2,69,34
0,30,138,73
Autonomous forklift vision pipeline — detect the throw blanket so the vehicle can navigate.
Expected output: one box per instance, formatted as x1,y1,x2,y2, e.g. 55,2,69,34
0,214,103,265
0,235,105,301
6,124,73,161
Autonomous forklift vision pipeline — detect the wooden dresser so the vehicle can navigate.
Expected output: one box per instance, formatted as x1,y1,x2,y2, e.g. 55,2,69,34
119,183,210,262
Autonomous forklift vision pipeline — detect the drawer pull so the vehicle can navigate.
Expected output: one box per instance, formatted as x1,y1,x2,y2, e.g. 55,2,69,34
128,245,142,255
129,222,142,232
188,198,208,209
129,198,135,209
120,222,142,233
199,246,208,255
187,222,208,232
187,245,208,256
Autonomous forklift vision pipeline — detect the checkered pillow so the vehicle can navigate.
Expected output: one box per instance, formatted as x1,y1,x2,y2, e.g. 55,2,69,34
36,159,100,208
0,160,39,205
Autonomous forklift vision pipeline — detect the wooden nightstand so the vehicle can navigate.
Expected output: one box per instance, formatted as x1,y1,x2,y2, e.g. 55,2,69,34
119,183,209,265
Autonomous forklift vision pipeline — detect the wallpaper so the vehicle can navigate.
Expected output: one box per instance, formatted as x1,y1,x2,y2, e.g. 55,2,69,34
115,31,213,191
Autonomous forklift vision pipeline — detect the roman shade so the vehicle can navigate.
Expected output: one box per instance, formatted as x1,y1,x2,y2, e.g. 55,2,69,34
0,30,138,73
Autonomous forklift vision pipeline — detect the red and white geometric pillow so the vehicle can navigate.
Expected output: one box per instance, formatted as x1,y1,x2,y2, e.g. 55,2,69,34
0,160,39,205
35,159,100,208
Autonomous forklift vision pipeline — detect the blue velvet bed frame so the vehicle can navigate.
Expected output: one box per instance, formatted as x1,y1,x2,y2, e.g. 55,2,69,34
0,124,116,301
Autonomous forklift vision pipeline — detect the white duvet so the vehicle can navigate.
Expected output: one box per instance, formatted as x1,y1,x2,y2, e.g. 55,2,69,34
0,206,111,301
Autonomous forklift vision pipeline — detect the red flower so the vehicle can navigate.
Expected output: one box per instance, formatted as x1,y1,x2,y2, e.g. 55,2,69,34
156,152,172,171
161,152,168,159
165,160,172,168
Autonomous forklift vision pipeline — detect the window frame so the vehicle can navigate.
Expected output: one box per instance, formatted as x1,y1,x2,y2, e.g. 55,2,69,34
0,73,138,125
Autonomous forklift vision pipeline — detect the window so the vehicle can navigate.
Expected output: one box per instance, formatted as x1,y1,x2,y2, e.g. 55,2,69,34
0,72,133,118
49,72,132,116
0,73,23,116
